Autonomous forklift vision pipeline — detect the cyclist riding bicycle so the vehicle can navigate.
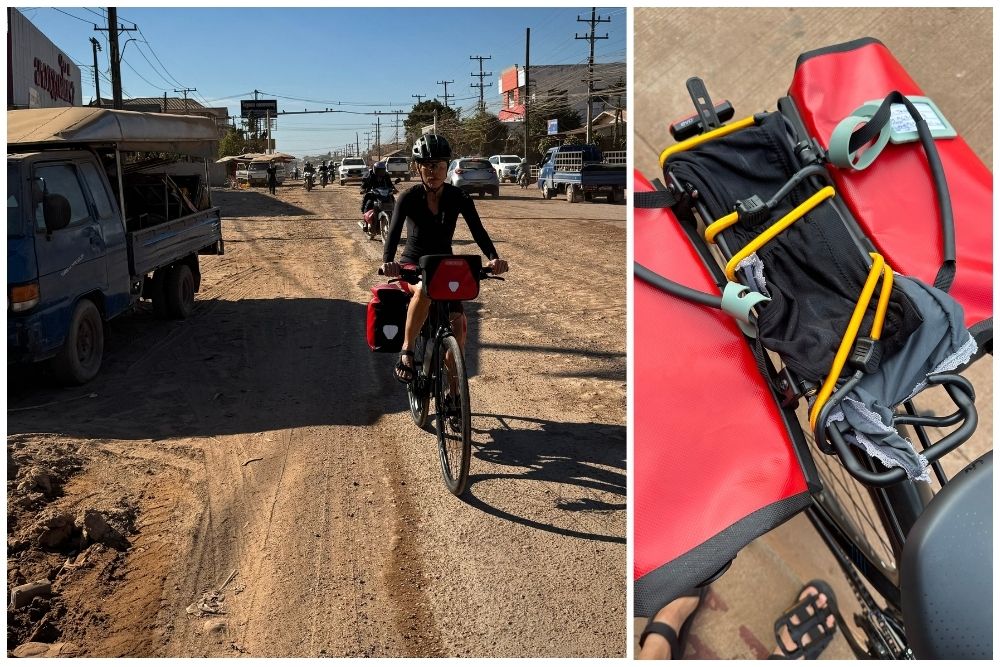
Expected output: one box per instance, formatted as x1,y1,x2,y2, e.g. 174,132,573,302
382,134,509,385
361,161,397,233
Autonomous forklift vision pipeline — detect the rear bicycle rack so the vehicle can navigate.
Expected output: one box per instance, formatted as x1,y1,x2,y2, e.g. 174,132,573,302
660,84,983,491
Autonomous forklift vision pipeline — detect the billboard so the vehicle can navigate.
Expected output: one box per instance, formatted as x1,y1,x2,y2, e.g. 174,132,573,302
240,99,278,118
547,118,558,135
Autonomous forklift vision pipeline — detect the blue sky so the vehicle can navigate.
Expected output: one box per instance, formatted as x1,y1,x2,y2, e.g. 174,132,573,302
18,6,626,157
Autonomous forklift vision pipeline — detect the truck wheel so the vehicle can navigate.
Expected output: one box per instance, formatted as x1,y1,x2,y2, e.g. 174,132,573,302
542,185,552,200
165,264,195,319
51,299,103,385
567,184,583,203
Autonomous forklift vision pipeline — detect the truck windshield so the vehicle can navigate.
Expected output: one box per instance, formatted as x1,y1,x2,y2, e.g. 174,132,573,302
8,164,24,237
499,156,520,164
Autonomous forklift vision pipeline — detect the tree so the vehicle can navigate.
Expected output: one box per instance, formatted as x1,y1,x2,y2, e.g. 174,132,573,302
457,111,510,157
404,100,459,146
218,127,265,158
517,90,582,160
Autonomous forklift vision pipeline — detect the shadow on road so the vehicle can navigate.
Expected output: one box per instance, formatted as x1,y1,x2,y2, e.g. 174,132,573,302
463,413,625,544
212,189,312,217
8,296,416,439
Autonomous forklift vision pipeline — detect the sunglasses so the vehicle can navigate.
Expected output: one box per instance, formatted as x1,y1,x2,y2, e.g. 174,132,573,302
418,161,448,172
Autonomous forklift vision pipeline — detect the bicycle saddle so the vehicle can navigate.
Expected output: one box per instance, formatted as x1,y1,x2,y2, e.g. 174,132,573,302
900,450,992,659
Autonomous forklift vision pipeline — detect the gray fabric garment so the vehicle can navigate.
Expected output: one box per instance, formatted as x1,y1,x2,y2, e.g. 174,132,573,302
827,274,976,481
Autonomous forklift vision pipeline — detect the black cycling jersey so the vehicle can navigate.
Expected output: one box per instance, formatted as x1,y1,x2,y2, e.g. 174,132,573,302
383,183,499,264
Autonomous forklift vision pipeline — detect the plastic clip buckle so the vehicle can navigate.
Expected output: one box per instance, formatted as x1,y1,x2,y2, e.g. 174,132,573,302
721,282,770,338
735,195,769,227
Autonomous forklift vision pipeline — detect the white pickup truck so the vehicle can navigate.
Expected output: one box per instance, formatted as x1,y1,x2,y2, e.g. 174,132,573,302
339,157,367,185
489,154,522,182
385,156,410,181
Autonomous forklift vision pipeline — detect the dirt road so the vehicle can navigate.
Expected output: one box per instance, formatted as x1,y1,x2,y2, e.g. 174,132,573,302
7,180,626,657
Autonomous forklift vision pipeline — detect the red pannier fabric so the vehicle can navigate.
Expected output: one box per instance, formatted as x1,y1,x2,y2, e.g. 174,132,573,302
366,283,410,352
789,38,992,327
633,170,809,616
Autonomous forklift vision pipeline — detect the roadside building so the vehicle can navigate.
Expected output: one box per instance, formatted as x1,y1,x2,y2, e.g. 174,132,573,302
7,7,83,109
90,95,230,137
496,62,626,126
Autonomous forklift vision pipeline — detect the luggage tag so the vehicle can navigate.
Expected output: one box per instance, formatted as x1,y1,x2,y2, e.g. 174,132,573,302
829,95,956,170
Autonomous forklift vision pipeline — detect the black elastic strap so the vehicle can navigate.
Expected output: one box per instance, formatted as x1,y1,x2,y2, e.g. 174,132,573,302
634,189,679,208
847,91,956,292
635,262,722,310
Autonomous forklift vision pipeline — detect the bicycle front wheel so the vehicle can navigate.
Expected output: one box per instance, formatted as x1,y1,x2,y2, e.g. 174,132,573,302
408,336,430,428
433,335,471,496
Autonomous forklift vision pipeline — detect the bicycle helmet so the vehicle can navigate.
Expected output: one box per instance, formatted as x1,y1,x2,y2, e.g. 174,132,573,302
374,161,387,174
412,134,452,162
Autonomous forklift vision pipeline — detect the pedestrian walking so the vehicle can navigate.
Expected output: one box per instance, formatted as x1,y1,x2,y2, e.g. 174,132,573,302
266,160,278,195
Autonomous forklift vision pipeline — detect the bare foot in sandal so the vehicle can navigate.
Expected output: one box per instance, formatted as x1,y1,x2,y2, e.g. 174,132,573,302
394,350,415,383
770,581,838,659
638,588,707,659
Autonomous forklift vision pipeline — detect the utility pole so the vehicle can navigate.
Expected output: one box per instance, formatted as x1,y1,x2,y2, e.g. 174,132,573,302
174,87,197,113
437,80,454,108
576,7,610,144
94,9,136,109
364,131,372,156
469,55,492,113
524,27,530,162
376,116,381,160
88,37,102,107
411,94,425,105
390,109,405,146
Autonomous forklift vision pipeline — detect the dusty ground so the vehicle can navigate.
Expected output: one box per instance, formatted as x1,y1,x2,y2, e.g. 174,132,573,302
7,179,626,657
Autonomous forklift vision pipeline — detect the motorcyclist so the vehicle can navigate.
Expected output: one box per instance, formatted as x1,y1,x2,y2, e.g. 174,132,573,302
517,157,529,187
360,161,397,233
319,161,329,187
382,134,508,385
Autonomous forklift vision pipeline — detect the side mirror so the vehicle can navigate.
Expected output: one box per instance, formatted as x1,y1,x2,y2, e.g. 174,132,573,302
42,193,72,233
394,178,401,184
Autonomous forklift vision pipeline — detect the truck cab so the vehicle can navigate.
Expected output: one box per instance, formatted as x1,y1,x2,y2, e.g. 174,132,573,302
537,144,627,203
8,107,224,384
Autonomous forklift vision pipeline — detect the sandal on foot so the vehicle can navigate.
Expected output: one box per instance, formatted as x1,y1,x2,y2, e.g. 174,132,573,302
768,579,839,660
639,587,708,659
394,350,415,384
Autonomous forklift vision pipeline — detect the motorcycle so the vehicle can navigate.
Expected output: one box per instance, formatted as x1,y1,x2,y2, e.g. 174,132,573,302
320,169,329,188
304,172,315,191
359,182,399,241
516,165,530,189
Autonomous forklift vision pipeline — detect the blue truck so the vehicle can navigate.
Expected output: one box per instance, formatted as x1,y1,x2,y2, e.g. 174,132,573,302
7,108,224,384
536,144,626,203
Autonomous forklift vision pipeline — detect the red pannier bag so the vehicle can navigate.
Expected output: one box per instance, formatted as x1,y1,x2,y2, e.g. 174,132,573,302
366,283,410,352
633,170,810,618
419,255,481,301
789,37,992,329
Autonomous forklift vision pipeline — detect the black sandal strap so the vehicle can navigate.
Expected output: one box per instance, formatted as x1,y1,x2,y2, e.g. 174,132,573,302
771,587,836,660
639,621,680,657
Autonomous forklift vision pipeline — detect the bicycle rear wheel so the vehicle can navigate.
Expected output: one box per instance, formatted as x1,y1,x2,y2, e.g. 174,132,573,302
433,335,471,496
